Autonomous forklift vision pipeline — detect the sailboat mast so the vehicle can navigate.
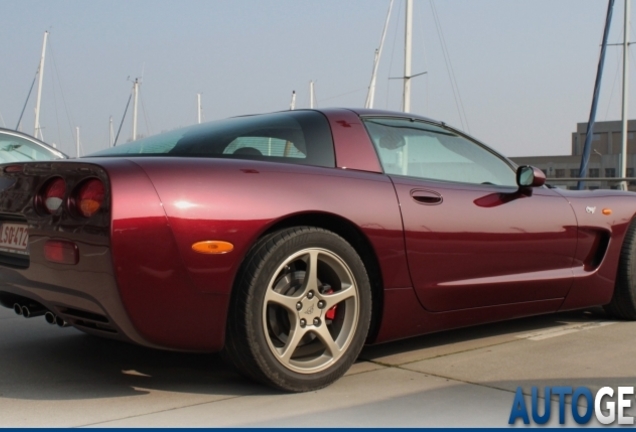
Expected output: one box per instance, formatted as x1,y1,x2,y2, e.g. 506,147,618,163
620,0,631,190
366,0,394,109
132,78,139,141
34,31,48,140
310,81,315,109
403,0,413,113
197,93,202,124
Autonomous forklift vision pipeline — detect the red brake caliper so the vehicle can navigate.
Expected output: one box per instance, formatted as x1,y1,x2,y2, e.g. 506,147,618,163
324,288,337,320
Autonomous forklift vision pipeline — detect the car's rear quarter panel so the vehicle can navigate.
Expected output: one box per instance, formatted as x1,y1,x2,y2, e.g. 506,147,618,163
93,159,228,351
103,157,409,350
135,157,408,275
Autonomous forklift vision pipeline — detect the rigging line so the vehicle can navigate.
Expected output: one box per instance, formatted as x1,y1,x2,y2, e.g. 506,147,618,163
0,112,6,127
113,92,132,147
600,8,623,121
385,0,403,110
139,89,151,137
431,0,469,132
16,73,37,130
416,1,429,115
366,0,394,108
603,27,624,121
318,87,367,103
429,0,463,129
48,40,75,150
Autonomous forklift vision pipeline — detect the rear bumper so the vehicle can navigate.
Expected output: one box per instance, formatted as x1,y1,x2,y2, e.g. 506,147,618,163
0,232,230,352
0,233,155,346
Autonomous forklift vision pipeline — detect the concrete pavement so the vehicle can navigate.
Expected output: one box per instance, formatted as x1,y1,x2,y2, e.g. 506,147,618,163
0,305,634,427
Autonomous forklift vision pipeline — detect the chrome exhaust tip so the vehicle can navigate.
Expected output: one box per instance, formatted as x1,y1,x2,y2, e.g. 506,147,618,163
13,303,22,316
44,312,56,325
22,305,46,318
55,316,69,328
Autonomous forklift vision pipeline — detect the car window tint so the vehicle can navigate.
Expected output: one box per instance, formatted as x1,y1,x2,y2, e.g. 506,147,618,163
90,111,333,167
223,137,305,158
0,134,57,162
363,118,517,187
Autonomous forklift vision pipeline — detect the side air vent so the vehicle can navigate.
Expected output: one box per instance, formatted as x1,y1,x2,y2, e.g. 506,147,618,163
582,229,611,270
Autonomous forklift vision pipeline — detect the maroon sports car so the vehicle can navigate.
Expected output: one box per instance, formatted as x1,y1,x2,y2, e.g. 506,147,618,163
0,108,634,392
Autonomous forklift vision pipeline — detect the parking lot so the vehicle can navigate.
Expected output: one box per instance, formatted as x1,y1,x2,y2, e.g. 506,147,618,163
1,304,635,427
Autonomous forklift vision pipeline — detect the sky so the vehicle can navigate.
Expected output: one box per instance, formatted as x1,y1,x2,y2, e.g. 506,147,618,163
1,0,634,158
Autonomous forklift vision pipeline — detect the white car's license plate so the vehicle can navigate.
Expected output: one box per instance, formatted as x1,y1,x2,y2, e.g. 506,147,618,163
0,223,29,255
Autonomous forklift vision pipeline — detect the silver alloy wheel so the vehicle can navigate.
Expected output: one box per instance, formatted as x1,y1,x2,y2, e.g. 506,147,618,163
262,247,359,374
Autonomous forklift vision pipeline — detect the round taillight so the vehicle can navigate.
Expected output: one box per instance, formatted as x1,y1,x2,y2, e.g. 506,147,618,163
75,179,105,218
42,178,66,213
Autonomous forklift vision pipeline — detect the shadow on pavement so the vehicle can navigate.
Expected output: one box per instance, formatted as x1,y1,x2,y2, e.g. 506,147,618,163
0,316,273,400
0,306,614,402
361,307,610,361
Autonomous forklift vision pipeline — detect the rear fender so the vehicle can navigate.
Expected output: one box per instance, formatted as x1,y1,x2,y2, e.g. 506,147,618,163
100,159,227,351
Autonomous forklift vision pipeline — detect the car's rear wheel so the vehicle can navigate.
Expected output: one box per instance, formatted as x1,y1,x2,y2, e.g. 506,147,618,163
224,226,371,392
605,218,636,319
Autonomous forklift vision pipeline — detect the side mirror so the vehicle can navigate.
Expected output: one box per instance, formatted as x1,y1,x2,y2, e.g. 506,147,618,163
516,165,545,188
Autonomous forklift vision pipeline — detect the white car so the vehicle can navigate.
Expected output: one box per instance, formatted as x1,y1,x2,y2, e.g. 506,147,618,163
0,128,67,162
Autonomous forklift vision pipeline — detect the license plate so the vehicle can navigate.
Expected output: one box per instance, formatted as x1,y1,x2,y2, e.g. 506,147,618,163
0,223,29,255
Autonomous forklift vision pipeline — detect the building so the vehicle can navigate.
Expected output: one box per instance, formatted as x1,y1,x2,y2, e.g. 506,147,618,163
511,120,636,190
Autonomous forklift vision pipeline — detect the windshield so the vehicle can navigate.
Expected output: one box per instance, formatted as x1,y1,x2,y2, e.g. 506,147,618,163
0,133,61,162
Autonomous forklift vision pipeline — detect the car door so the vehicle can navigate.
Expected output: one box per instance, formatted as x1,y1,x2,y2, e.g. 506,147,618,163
362,117,578,312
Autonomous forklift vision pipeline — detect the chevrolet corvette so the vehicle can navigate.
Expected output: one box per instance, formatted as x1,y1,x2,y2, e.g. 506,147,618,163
0,108,634,392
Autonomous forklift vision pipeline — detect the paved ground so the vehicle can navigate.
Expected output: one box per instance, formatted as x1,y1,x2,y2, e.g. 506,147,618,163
1,304,635,427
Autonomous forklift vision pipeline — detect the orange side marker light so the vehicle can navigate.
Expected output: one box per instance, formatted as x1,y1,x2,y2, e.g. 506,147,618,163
602,208,612,216
192,241,234,254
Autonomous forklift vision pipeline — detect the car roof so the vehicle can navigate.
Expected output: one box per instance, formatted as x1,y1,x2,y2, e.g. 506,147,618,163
344,107,440,124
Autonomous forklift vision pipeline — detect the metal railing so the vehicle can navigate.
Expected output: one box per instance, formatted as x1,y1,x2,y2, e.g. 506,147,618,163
546,177,636,182
545,177,636,190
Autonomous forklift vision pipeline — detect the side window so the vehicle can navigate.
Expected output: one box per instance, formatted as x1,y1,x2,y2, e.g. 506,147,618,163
363,118,517,187
223,137,305,158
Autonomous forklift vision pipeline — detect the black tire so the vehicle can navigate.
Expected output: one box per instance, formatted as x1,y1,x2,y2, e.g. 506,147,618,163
223,226,372,392
605,218,636,319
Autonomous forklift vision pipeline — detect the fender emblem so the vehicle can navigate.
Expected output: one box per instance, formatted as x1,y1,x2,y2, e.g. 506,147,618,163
586,206,596,214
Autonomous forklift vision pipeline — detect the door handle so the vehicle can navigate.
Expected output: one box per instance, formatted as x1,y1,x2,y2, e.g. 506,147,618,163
411,189,443,205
